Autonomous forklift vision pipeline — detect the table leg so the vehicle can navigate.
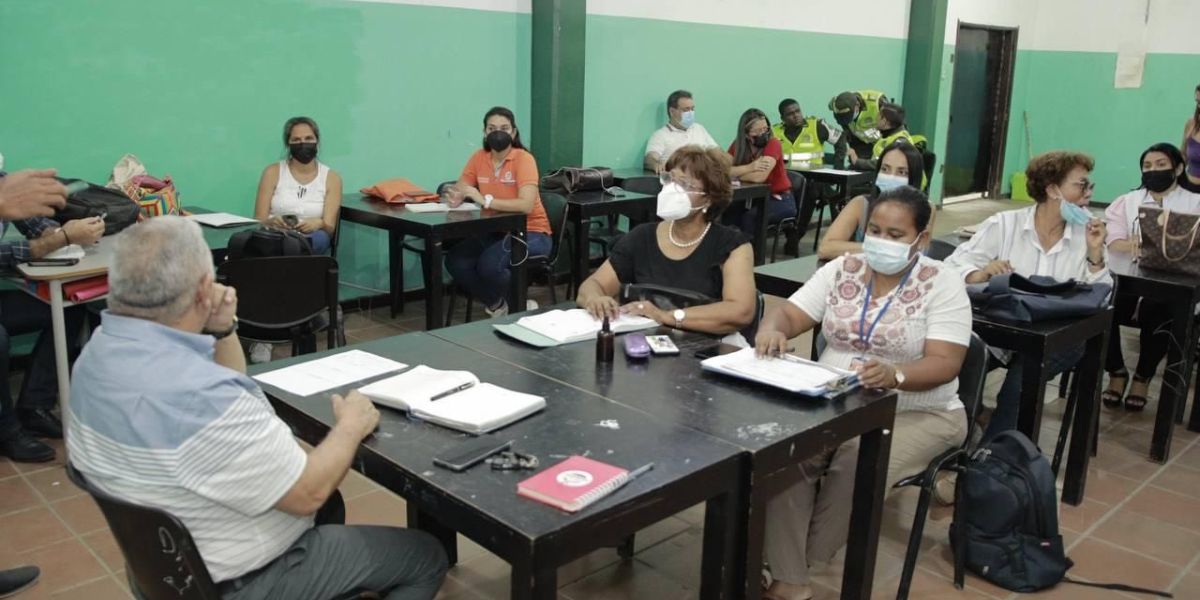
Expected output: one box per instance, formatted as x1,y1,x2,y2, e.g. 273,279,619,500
1152,302,1191,461
388,230,404,318
1016,349,1049,443
571,207,588,293
423,239,445,331
842,425,892,600
739,473,768,600
49,281,69,407
701,484,743,600
1175,311,1195,425
511,557,556,600
753,195,768,266
1062,328,1106,506
510,228,528,314
405,505,458,566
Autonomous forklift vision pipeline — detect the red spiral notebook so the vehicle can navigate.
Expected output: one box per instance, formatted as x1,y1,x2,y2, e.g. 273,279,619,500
517,455,630,513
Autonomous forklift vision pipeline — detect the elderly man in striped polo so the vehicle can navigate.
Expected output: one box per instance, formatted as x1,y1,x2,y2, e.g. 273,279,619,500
65,216,446,600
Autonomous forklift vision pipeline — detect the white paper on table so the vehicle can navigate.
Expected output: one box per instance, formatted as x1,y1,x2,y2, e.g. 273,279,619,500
252,349,408,397
810,168,862,176
45,244,85,260
403,202,480,213
185,212,260,227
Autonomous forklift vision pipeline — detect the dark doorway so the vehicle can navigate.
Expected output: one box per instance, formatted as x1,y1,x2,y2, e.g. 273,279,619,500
943,23,1018,201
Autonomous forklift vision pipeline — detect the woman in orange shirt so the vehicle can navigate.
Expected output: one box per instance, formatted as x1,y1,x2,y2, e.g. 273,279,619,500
444,107,553,317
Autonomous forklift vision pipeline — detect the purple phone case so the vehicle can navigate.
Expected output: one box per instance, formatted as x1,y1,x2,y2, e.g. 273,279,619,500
624,334,651,358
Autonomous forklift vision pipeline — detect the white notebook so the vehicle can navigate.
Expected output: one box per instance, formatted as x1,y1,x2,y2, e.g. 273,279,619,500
701,347,858,396
360,365,546,434
403,202,480,213
185,212,259,228
511,309,658,345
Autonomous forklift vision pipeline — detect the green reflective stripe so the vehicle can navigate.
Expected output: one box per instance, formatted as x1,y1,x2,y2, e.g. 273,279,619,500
773,118,824,166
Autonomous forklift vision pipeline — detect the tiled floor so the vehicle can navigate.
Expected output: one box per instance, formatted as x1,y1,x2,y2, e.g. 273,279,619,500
5,198,1200,598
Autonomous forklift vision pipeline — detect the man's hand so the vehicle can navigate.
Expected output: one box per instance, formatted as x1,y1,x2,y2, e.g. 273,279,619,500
332,391,380,440
204,283,237,333
62,217,105,246
847,148,859,164
0,169,69,220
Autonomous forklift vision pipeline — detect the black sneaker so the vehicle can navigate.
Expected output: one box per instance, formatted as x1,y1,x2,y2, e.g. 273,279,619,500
0,566,39,598
0,430,55,463
19,409,62,439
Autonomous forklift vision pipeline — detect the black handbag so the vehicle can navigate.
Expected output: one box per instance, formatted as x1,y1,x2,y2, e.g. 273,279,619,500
540,167,614,195
54,178,142,235
226,227,313,260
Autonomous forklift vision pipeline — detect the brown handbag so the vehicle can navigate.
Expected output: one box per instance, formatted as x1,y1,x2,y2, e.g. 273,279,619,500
1138,205,1200,276
540,166,614,195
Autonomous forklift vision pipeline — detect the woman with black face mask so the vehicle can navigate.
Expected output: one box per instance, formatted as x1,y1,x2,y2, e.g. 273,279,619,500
1101,142,1200,411
725,108,796,240
443,106,553,317
253,116,342,255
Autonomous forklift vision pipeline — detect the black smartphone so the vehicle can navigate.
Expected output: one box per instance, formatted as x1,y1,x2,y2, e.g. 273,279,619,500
27,258,79,267
693,344,724,360
432,434,513,472
281,214,299,228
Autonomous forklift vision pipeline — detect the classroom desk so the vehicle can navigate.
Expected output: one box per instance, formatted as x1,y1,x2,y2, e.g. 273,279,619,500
184,206,260,262
753,256,1107,506
609,168,658,190
560,190,656,291
1108,251,1200,461
787,166,875,251
252,333,744,600
339,193,528,330
432,315,898,600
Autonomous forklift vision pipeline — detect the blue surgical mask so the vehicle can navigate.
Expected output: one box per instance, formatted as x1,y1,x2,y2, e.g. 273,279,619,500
863,234,918,275
679,110,695,130
875,173,908,193
1059,196,1093,226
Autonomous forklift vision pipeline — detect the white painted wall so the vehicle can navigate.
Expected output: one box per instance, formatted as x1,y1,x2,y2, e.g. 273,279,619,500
588,0,910,39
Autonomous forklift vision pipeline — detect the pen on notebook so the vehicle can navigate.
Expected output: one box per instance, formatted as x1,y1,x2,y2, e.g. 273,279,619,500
429,382,474,402
628,462,655,479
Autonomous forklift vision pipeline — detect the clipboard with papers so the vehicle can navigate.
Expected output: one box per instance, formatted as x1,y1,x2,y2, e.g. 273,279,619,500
700,347,860,398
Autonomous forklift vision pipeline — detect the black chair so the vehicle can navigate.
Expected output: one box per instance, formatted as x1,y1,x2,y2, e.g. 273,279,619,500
922,150,938,189
767,172,809,262
217,256,343,356
925,238,958,261
893,332,990,600
66,464,365,600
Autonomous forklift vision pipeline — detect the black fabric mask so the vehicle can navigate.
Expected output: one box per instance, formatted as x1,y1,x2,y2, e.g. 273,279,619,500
834,113,853,128
485,130,513,152
289,142,318,164
879,125,901,138
1142,168,1176,193
752,132,771,148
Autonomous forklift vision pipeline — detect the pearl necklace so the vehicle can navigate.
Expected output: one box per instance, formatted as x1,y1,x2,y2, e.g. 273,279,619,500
668,221,712,248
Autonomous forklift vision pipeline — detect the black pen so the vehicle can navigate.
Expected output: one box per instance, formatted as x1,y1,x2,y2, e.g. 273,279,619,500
429,382,474,402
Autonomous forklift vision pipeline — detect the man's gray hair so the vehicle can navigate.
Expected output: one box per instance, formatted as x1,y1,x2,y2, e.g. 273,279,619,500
108,216,214,323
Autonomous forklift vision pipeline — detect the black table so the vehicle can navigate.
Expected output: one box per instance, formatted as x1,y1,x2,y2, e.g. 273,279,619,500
610,167,657,189
339,193,528,330
753,256,1108,506
787,167,875,249
185,206,260,261
431,315,898,600
252,333,744,600
561,190,656,291
1109,251,1200,461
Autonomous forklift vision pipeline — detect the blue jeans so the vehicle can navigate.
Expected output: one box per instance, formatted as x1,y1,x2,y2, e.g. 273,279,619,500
737,192,797,239
444,233,552,308
985,346,1085,441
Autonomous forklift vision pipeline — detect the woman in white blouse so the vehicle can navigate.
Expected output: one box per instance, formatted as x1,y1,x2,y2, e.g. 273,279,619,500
254,116,343,254
755,186,971,600
944,151,1108,440
1101,143,1200,410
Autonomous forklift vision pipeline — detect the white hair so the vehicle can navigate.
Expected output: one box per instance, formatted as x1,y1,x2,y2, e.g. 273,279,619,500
108,216,214,323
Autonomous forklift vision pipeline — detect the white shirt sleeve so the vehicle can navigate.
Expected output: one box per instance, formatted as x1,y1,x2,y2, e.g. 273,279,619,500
645,128,667,161
925,268,972,346
944,213,1005,281
787,257,841,323
696,124,719,149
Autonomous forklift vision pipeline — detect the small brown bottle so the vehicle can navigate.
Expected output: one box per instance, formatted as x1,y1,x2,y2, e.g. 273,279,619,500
596,316,615,363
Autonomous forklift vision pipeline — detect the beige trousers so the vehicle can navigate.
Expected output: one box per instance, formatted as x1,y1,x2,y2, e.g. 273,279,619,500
763,408,967,584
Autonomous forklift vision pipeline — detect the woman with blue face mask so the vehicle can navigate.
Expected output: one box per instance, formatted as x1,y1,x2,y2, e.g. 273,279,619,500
754,187,972,600
575,145,757,338
817,140,929,261
944,151,1109,441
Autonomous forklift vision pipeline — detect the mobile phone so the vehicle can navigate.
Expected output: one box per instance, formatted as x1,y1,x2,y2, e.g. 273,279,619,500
623,334,651,359
693,344,725,360
645,335,680,355
281,214,299,227
432,434,513,472
27,258,79,267
64,181,88,196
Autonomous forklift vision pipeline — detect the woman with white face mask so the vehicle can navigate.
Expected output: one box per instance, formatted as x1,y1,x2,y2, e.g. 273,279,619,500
575,145,756,335
817,140,930,261
754,187,971,600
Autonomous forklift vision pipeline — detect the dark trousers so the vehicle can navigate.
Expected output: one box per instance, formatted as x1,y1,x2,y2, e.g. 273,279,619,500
0,291,85,437
444,232,551,309
985,346,1085,442
1106,295,1173,379
726,192,798,240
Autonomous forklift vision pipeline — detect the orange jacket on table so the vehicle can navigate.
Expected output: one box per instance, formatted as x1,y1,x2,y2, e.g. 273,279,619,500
459,148,552,236
360,178,439,203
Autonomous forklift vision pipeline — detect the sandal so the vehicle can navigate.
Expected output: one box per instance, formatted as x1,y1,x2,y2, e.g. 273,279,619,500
1101,369,1129,408
1124,374,1151,412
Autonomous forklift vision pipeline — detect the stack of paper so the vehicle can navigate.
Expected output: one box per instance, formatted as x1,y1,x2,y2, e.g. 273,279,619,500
360,365,545,434
252,350,408,396
403,203,480,213
701,348,857,396
505,309,657,345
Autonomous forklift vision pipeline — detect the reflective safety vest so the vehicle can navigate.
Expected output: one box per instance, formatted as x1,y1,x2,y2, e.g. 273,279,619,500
872,129,928,159
772,118,824,169
850,90,887,145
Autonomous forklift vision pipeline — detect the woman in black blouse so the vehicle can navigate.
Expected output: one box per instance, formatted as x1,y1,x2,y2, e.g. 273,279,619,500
575,145,756,335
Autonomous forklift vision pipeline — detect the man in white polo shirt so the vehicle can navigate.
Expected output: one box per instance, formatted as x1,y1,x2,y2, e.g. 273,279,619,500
644,89,719,173
66,217,447,600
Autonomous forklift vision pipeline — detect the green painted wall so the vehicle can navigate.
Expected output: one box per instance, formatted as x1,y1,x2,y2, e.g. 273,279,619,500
581,14,909,167
0,0,531,293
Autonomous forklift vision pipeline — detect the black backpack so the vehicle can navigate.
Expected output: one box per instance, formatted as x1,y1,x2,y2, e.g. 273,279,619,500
952,431,1171,597
55,178,141,235
226,228,313,261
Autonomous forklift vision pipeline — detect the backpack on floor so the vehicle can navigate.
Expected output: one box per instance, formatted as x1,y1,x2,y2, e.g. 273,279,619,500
226,228,312,261
951,430,1171,597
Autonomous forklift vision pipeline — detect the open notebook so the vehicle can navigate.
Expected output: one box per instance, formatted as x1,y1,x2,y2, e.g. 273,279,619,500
359,365,545,434
701,347,859,396
494,309,658,347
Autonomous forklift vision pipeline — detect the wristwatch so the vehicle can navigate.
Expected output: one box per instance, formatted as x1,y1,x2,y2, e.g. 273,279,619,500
893,366,907,388
483,194,494,209
673,309,686,328
205,316,239,340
